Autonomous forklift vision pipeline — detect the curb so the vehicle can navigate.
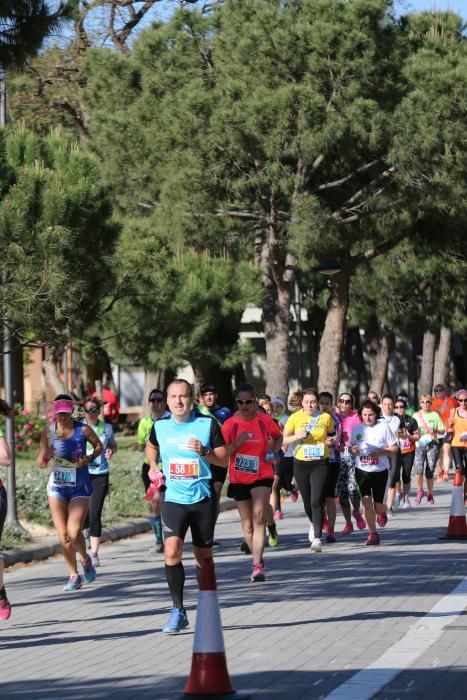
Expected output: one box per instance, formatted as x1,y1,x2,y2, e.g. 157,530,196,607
1,497,238,568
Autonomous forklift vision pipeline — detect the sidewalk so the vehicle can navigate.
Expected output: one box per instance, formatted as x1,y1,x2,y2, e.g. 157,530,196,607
2,483,467,699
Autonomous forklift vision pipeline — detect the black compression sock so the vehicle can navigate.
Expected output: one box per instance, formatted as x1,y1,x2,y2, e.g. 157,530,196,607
165,562,185,610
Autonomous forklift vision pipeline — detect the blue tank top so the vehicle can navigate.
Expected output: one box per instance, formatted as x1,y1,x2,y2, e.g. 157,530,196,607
50,421,87,464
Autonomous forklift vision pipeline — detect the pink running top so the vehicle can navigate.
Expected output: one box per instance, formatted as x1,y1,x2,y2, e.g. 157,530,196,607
341,411,361,447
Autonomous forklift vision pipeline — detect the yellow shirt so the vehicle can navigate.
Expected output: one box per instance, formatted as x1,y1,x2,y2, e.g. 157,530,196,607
284,409,334,461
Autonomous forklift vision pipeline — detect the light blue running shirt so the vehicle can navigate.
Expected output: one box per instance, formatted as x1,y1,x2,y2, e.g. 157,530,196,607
149,410,224,505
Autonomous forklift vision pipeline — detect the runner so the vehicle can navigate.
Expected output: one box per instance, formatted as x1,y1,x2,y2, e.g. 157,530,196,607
336,393,366,534
0,400,13,620
199,383,233,425
367,391,381,405
270,396,297,518
283,388,335,553
431,384,459,482
380,394,402,516
349,400,398,545
318,392,342,543
37,395,102,590
391,398,419,509
412,395,445,505
82,397,118,566
447,389,467,503
145,379,228,633
222,383,282,581
397,390,415,417
136,389,170,553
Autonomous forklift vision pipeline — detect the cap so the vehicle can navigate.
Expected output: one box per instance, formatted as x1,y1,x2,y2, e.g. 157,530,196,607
200,383,217,395
271,396,284,407
457,389,467,399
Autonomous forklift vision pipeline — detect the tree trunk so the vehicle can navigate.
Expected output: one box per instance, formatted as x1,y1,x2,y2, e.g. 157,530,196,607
344,326,369,404
419,330,436,395
433,326,452,388
371,328,394,397
318,269,350,397
256,204,293,402
42,348,66,397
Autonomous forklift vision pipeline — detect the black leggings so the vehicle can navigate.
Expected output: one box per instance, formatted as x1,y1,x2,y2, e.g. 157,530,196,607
83,473,109,537
452,447,467,476
276,456,294,492
389,451,415,487
293,459,329,539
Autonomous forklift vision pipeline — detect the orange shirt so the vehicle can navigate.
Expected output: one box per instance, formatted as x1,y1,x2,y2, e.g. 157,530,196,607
431,396,458,430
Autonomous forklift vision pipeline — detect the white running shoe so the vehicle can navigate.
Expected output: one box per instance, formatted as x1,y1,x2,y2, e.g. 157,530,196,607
310,537,322,553
308,523,315,543
394,494,401,509
402,497,411,509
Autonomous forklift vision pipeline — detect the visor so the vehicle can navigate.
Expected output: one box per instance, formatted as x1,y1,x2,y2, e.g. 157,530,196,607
53,399,74,414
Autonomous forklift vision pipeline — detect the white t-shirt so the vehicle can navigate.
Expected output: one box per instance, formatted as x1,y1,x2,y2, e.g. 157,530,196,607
380,414,401,437
350,421,397,473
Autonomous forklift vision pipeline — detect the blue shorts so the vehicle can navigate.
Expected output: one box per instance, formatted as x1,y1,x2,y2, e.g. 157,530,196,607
47,469,93,502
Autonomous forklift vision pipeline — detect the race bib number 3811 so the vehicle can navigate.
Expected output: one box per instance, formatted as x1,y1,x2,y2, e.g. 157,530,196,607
169,458,199,480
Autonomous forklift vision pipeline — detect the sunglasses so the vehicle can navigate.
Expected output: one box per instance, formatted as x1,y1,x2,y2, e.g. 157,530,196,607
149,397,164,403
84,408,99,414
458,398,467,403
434,388,444,392
339,399,352,404
237,399,254,405
394,405,405,408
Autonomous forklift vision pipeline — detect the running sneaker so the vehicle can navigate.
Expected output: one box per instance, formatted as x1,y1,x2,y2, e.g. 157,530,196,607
322,517,330,534
0,587,11,620
427,494,435,505
240,540,251,554
393,494,401,508
310,538,322,553
90,552,100,567
443,473,450,482
366,532,380,546
353,511,366,530
268,530,280,547
63,574,83,592
273,510,284,520
163,607,189,634
341,522,353,535
326,530,336,543
290,489,299,502
402,497,411,509
376,512,388,528
387,507,395,519
250,563,266,582
308,523,315,543
81,555,97,584
414,489,425,505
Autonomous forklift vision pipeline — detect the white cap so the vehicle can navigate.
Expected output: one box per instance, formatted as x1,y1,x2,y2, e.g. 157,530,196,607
271,396,284,407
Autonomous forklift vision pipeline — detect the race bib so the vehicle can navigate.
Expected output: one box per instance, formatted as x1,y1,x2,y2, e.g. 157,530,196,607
52,464,76,486
360,455,378,467
399,438,411,451
303,444,324,460
234,453,259,474
169,458,199,480
418,434,432,447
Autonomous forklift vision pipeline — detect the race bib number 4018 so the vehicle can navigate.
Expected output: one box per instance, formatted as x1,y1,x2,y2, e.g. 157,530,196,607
303,444,324,460
169,458,199,480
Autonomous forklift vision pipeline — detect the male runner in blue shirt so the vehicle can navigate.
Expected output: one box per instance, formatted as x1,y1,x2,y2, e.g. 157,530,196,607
146,378,228,633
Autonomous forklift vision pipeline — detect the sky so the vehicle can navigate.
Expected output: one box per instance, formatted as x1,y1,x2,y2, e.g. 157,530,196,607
395,0,467,13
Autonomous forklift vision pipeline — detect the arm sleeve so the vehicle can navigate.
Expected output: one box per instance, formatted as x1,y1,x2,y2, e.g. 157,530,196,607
148,424,159,447
210,418,226,448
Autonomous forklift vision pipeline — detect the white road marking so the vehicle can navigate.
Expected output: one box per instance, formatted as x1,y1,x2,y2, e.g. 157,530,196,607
325,576,467,699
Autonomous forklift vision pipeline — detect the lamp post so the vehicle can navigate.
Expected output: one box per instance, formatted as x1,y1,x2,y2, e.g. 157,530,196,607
1,67,26,533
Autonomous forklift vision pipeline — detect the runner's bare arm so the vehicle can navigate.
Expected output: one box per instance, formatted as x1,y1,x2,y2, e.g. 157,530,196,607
145,440,160,477
80,426,103,467
37,429,52,468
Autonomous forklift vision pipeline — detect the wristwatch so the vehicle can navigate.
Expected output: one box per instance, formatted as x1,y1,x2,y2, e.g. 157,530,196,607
201,446,212,456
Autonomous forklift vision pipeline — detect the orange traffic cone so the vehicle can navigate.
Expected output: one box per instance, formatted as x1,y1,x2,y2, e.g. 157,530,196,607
442,470,467,539
184,558,242,697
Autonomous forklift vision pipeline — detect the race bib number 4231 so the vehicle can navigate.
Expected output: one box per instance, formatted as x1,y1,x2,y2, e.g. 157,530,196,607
169,458,199,480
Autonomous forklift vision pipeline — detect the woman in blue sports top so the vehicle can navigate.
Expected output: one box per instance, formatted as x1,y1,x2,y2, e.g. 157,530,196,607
38,394,103,591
